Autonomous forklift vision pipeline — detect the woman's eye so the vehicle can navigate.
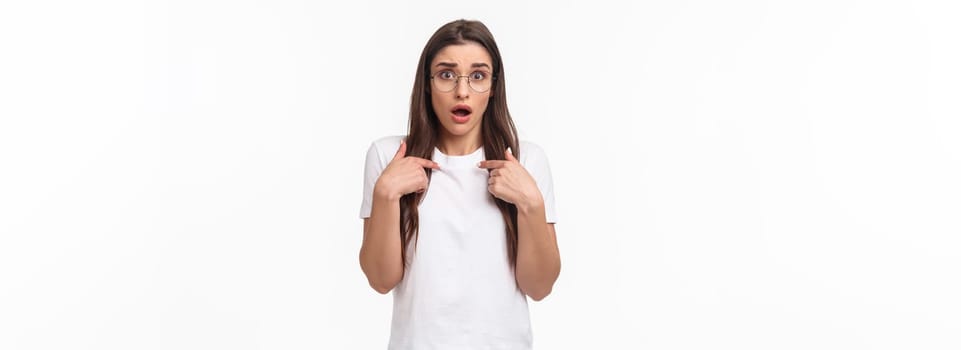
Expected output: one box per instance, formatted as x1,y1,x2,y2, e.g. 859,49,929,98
470,72,487,80
439,71,455,80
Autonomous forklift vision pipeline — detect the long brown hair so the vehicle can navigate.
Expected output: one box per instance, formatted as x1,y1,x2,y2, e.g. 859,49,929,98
400,19,521,267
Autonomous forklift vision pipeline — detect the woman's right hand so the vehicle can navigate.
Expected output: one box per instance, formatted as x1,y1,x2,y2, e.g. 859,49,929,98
374,139,440,200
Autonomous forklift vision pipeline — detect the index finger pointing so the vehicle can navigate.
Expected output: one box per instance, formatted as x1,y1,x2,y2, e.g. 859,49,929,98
410,157,441,169
477,160,507,169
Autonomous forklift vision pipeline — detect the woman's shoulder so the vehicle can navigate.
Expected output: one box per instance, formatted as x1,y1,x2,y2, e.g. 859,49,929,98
518,139,550,164
367,135,405,154
519,139,545,153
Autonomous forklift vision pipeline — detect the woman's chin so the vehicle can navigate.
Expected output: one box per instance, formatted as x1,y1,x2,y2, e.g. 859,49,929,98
440,122,479,137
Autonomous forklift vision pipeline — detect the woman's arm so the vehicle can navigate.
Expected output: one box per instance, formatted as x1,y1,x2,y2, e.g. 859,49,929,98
478,148,561,301
359,140,438,294
515,199,561,301
359,189,404,294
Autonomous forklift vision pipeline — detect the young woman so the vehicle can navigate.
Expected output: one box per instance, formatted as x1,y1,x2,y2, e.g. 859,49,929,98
358,19,560,349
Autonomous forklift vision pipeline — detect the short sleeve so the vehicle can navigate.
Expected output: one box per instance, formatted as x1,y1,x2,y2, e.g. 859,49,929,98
359,141,387,219
520,142,558,223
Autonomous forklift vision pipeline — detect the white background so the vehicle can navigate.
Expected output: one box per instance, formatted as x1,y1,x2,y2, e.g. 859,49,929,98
1,0,959,349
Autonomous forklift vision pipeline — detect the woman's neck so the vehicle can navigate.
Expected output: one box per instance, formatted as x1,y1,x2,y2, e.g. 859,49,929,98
437,134,482,156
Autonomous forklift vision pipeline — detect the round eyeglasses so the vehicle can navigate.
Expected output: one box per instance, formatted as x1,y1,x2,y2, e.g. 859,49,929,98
431,70,493,93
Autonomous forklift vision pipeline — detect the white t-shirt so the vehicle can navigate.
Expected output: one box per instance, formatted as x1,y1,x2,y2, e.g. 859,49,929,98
359,135,558,350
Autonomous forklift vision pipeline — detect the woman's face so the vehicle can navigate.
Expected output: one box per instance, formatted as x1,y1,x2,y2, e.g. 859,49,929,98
429,41,493,141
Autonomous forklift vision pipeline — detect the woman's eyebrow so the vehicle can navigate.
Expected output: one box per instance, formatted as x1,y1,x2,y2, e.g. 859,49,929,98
434,62,492,70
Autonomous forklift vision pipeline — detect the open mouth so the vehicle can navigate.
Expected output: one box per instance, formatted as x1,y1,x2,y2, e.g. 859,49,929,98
452,104,472,117
451,104,472,123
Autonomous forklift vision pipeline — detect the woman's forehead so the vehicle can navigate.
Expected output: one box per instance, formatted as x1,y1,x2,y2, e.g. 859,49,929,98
431,42,492,68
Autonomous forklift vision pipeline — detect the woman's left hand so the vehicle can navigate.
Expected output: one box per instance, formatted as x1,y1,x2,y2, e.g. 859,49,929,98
477,148,543,208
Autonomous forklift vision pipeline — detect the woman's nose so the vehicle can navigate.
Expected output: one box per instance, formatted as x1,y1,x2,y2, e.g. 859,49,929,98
455,77,470,98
